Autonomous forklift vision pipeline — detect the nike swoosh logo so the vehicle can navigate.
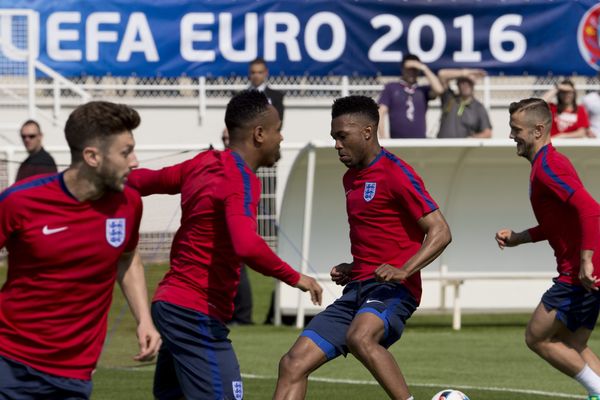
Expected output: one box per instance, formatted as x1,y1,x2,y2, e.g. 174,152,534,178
365,299,384,304
42,225,68,235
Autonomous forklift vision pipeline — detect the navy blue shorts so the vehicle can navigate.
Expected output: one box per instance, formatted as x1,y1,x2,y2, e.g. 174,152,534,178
541,279,600,332
0,355,92,400
151,301,243,400
301,279,418,360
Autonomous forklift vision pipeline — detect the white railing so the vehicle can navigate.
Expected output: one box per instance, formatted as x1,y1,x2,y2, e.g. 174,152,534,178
1,74,599,126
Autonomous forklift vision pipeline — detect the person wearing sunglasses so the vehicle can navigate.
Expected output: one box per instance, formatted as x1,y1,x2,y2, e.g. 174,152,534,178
15,119,57,182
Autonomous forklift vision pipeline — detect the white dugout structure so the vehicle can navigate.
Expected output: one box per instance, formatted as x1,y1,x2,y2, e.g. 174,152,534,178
274,139,600,329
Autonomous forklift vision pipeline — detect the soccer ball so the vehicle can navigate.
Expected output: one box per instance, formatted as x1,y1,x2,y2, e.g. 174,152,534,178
431,389,470,400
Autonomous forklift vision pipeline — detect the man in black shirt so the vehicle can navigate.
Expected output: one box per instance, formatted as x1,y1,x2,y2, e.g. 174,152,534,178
16,120,58,182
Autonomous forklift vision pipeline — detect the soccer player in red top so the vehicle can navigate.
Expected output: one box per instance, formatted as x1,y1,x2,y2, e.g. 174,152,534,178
126,90,322,400
0,101,161,399
274,95,452,400
496,98,600,400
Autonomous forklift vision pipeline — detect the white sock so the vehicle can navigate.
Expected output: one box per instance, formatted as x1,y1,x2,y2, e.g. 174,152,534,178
405,397,414,400
575,364,600,395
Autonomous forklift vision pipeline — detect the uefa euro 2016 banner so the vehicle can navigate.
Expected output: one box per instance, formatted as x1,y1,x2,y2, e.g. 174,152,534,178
2,0,600,77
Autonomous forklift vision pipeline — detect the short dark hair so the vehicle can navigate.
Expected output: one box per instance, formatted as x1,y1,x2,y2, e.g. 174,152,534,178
509,98,552,132
225,90,270,137
250,57,267,69
331,95,380,126
65,101,140,162
401,54,420,67
20,119,41,133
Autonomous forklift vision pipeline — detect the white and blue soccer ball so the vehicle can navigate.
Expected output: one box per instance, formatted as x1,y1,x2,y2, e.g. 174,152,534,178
431,389,470,400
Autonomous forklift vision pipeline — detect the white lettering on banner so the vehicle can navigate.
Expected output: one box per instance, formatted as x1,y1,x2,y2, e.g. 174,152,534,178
407,14,445,63
117,12,158,62
220,13,258,62
264,12,301,61
47,12,81,61
490,14,526,63
304,12,345,62
0,13,40,61
86,12,120,62
7,9,529,68
369,14,403,62
367,13,525,65
180,13,215,62
453,15,481,62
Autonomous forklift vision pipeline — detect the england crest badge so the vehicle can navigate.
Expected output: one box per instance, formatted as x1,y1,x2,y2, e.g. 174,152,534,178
106,218,126,248
363,182,377,202
232,381,243,400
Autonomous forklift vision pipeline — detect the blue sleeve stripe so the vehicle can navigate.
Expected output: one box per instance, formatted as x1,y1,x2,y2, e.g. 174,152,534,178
541,148,575,196
0,174,60,203
300,330,340,360
383,150,437,212
231,152,253,217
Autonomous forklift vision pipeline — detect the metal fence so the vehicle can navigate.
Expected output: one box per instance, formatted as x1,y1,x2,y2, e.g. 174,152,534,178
1,74,599,130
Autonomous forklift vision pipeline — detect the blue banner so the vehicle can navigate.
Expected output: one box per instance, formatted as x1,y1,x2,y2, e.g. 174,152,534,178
0,0,599,77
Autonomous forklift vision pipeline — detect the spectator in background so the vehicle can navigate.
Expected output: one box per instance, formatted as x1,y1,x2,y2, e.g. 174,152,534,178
16,119,57,182
378,54,444,139
248,58,285,123
542,80,591,138
582,88,600,138
437,68,492,139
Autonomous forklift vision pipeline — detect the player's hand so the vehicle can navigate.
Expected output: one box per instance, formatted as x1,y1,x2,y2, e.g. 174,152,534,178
133,320,162,362
374,264,407,283
330,262,353,286
295,274,323,306
579,259,599,292
495,229,518,249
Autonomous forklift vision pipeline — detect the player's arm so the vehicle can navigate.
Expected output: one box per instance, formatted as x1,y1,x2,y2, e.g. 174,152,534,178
116,249,162,361
568,188,600,291
226,213,322,305
375,209,452,282
127,161,186,196
495,227,542,249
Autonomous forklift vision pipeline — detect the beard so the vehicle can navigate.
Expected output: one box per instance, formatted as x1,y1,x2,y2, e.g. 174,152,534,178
99,164,127,192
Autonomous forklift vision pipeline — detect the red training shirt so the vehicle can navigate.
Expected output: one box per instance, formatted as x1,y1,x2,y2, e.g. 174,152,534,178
528,144,600,284
0,173,142,380
127,149,300,322
344,148,439,303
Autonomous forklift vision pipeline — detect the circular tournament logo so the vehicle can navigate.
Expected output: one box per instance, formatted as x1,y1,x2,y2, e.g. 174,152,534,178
578,4,600,71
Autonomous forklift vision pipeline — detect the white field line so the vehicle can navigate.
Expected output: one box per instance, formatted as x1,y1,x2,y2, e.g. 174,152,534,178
102,367,582,399
241,373,582,399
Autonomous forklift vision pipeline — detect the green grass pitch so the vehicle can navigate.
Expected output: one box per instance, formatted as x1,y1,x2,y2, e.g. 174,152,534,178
1,263,594,399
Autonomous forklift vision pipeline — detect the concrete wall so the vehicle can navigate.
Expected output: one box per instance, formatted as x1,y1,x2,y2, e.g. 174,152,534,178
0,99,543,151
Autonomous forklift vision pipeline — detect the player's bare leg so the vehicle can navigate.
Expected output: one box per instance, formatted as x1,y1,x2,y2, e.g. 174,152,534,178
525,302,587,375
346,313,411,400
274,336,328,400
556,325,600,373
